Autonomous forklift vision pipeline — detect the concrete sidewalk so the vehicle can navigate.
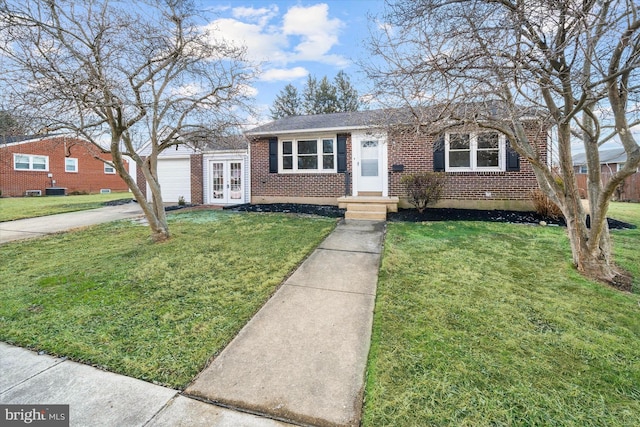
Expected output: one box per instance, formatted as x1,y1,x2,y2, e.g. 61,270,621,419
0,343,292,426
0,203,144,244
185,220,385,426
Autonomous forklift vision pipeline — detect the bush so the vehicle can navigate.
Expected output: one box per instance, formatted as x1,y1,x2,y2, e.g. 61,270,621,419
530,189,563,219
401,172,446,213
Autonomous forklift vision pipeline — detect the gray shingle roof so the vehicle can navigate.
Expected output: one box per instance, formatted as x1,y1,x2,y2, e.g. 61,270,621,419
0,134,61,144
572,148,627,165
245,109,393,136
245,102,545,137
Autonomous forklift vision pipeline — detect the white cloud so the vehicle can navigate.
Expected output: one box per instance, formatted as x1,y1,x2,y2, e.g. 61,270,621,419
232,5,279,26
171,83,203,97
282,4,344,62
205,3,348,67
238,83,259,97
207,18,289,63
260,66,309,82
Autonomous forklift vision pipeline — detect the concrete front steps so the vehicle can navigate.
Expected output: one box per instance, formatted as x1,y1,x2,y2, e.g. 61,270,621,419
337,196,400,221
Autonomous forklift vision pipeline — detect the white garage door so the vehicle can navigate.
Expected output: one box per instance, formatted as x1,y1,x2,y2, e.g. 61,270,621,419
148,158,191,203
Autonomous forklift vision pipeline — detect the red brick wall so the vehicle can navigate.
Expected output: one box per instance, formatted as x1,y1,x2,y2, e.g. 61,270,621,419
190,154,203,204
251,123,547,204
388,124,547,201
250,135,353,199
0,137,129,197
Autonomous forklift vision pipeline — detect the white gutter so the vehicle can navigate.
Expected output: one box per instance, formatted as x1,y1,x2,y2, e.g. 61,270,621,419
245,125,374,137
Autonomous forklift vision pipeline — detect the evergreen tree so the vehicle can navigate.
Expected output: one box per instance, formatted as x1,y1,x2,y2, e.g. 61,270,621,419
269,84,301,119
315,76,338,114
0,110,23,136
334,71,360,112
270,72,361,118
302,75,321,115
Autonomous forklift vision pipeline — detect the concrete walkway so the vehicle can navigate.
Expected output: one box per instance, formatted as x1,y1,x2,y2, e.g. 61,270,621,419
185,220,385,426
1,219,385,426
0,203,144,244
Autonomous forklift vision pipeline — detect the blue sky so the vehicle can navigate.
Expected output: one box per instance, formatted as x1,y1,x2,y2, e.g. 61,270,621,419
199,1,386,124
197,1,638,153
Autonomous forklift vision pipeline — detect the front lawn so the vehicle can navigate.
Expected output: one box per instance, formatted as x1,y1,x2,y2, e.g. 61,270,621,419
364,202,640,426
0,192,132,222
0,210,335,388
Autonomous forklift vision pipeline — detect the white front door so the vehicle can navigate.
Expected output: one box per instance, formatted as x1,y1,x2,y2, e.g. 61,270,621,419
354,133,385,195
210,160,243,204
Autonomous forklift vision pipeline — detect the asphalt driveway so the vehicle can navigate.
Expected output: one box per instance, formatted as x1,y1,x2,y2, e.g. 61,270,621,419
0,202,143,244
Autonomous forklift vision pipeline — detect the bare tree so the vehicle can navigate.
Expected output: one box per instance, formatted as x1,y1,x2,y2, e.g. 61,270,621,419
0,0,254,241
366,0,640,288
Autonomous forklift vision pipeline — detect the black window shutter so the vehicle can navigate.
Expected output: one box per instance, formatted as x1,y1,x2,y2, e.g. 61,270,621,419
337,134,347,173
433,135,445,172
506,139,520,171
268,137,278,173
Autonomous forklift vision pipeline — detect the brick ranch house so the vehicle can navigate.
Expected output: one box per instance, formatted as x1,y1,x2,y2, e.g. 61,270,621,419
0,135,129,197
245,109,550,219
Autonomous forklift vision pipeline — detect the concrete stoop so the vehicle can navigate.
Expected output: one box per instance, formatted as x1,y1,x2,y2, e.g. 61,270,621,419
345,203,387,220
338,196,399,221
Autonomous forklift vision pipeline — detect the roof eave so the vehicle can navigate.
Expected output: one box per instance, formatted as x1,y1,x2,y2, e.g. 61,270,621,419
245,124,379,137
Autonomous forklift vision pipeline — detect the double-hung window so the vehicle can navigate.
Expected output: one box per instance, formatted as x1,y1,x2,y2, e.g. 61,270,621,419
445,131,505,171
104,163,116,174
279,137,336,173
14,154,49,171
65,158,78,173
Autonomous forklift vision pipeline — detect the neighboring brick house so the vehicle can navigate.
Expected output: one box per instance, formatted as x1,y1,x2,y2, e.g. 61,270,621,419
573,148,640,201
572,148,637,175
135,136,249,205
0,135,129,197
245,109,550,217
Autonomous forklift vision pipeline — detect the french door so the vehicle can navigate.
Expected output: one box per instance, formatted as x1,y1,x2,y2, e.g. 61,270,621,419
210,160,243,204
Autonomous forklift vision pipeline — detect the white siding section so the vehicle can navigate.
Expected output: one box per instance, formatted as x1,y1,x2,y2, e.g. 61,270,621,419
138,142,199,157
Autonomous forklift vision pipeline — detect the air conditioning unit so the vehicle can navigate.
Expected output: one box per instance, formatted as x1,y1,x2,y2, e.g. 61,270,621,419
100,189,111,194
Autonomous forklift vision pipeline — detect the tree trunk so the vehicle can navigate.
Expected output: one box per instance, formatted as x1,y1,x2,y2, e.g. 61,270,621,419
110,138,170,242
139,155,170,242
562,199,631,291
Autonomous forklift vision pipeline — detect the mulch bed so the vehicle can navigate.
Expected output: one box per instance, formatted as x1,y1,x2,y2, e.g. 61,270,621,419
228,203,635,230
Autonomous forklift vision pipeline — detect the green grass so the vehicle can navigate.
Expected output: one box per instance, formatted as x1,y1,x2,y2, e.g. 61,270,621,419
0,192,132,222
0,210,335,389
608,202,640,285
364,202,640,427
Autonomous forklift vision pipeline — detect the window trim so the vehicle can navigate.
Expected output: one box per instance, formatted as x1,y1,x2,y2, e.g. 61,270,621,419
13,153,49,171
104,163,116,174
65,157,78,173
445,131,505,172
277,135,337,174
